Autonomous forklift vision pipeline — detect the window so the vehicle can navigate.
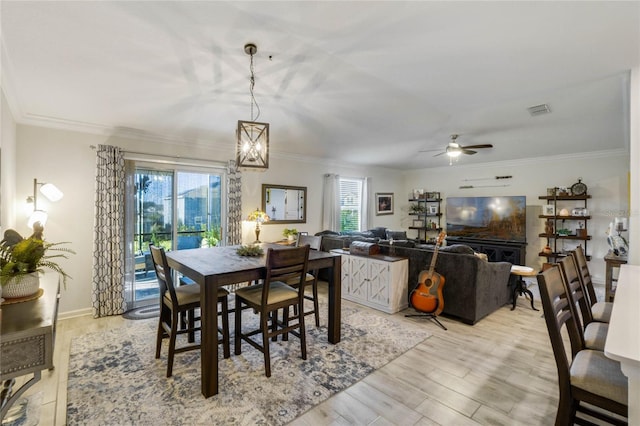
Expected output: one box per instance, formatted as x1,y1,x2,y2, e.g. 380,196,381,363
339,177,364,232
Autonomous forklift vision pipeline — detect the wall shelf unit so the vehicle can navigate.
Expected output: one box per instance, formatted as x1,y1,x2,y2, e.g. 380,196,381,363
538,193,591,262
408,192,441,243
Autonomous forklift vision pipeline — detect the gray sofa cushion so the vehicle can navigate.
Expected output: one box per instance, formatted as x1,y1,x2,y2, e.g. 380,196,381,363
440,244,475,255
386,230,408,240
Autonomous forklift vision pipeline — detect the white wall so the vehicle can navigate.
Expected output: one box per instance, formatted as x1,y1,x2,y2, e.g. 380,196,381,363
0,89,17,230
14,124,405,316
404,151,629,284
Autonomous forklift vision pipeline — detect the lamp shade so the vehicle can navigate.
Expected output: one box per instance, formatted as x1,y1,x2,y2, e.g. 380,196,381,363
28,210,48,228
40,183,64,202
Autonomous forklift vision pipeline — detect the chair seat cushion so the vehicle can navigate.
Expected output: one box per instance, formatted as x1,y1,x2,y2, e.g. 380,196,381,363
571,349,628,406
584,322,608,351
591,301,613,323
235,281,298,305
164,284,229,308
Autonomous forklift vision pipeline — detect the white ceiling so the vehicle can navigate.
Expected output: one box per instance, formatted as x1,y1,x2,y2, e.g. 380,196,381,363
1,1,639,169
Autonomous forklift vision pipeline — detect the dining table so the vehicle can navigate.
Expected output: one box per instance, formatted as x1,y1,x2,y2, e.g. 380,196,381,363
165,243,342,398
604,263,640,424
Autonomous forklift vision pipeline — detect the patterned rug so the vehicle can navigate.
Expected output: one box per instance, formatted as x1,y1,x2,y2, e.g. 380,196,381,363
66,300,431,425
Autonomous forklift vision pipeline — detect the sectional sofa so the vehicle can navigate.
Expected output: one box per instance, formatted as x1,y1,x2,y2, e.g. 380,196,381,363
317,229,513,324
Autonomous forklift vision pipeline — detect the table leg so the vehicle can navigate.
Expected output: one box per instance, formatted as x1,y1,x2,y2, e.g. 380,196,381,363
605,263,613,302
327,256,342,344
201,276,219,398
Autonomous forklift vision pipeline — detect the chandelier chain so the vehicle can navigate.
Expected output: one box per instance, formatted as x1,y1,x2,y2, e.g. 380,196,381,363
249,52,261,122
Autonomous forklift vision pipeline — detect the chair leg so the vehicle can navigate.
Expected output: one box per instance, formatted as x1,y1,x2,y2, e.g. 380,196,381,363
234,299,243,356
187,308,195,343
220,296,230,359
167,310,179,377
312,280,320,327
298,302,307,360
155,318,164,359
261,311,272,377
271,309,280,342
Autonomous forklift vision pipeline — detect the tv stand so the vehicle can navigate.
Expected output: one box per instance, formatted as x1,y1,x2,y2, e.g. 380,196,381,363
447,238,526,264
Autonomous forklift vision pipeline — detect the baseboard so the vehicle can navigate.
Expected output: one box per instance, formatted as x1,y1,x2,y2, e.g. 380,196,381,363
59,307,92,320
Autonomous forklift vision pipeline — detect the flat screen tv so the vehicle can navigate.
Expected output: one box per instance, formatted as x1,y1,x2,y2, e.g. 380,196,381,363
446,196,526,242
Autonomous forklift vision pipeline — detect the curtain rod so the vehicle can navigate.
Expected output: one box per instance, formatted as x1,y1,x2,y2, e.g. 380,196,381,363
89,145,228,166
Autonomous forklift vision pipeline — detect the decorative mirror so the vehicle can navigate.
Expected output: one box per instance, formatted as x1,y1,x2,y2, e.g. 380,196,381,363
262,184,306,224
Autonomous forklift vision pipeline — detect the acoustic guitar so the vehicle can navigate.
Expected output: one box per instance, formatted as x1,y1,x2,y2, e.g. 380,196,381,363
410,232,446,315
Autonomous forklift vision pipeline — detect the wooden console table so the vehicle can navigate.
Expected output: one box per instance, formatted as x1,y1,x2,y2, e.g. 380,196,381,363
604,252,627,302
0,276,60,420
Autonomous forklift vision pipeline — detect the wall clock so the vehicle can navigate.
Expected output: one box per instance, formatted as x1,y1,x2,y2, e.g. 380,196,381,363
571,178,587,196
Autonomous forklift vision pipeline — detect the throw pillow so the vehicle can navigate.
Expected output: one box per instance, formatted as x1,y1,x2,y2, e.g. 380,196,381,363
474,252,488,261
440,244,475,255
368,227,388,239
386,230,407,240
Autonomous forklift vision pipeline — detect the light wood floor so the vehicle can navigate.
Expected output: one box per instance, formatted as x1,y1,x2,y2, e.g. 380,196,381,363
20,280,572,425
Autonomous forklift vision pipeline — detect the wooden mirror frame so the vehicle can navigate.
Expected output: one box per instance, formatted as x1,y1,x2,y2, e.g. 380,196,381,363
261,184,307,224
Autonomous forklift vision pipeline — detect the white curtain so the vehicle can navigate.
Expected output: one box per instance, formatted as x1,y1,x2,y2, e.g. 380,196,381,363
92,144,127,318
226,160,242,245
361,177,372,230
322,173,340,231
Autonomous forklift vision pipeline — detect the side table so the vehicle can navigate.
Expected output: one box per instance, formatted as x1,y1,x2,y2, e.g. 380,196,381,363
509,265,539,311
604,252,628,302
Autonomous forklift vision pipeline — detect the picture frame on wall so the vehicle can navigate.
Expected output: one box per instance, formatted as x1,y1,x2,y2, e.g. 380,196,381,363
543,204,555,216
376,193,394,215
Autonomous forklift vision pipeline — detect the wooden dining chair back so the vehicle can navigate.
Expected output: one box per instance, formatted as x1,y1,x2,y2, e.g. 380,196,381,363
234,245,310,377
150,245,230,377
291,234,322,326
557,256,608,352
537,266,628,425
573,246,612,323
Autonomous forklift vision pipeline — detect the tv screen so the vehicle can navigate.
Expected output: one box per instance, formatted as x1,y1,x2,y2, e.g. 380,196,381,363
446,196,526,242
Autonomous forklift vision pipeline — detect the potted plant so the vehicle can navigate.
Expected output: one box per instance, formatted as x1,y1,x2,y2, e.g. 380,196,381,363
283,228,298,242
0,225,75,298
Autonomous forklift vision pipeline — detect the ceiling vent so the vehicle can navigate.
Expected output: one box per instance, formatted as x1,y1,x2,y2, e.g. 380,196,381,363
527,103,551,117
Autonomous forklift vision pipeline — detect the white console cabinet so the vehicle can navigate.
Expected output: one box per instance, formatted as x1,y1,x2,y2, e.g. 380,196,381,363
332,249,408,314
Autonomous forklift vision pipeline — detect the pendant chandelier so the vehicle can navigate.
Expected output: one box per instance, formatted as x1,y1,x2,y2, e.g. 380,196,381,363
236,43,269,169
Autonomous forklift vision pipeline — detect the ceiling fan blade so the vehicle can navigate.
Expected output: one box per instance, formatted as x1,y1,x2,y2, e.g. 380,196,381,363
462,149,477,155
460,144,493,150
433,152,446,157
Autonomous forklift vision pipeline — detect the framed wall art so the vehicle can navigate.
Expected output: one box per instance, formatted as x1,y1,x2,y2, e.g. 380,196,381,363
376,193,394,215
543,204,555,216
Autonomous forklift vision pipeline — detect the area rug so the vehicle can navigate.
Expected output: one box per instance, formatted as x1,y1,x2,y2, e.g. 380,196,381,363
122,304,160,320
66,301,431,425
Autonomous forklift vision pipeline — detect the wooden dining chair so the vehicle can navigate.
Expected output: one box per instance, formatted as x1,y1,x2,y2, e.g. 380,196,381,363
234,245,310,377
573,246,612,323
287,234,322,327
557,256,608,352
537,266,628,425
150,245,230,377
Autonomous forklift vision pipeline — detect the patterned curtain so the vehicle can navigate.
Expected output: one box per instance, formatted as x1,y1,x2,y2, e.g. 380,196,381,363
322,173,340,231
226,160,242,245
92,144,127,318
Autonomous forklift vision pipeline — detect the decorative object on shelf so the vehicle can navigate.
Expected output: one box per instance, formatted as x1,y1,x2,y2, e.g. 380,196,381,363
570,178,587,196
283,228,298,242
410,203,426,214
543,205,555,216
375,193,394,215
413,219,425,228
558,208,570,217
547,187,556,196
542,245,552,254
412,189,424,199
557,228,571,237
428,205,438,214
576,223,587,238
236,245,264,257
545,220,554,235
614,217,628,234
236,43,269,169
247,207,269,243
0,225,74,298
557,187,569,196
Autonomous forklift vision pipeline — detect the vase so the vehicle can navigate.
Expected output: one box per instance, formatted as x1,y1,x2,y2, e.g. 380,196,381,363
2,272,40,298
287,235,295,242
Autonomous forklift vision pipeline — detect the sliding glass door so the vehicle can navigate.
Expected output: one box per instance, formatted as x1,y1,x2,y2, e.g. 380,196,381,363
128,165,224,307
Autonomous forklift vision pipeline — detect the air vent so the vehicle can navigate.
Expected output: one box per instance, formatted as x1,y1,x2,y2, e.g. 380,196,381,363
528,104,551,116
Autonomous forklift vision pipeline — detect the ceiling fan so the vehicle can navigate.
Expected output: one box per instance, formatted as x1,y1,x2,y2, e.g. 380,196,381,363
429,134,494,158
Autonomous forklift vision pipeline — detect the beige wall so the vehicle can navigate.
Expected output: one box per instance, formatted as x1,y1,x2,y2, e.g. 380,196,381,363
13,124,405,316
404,152,629,283
1,90,17,230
